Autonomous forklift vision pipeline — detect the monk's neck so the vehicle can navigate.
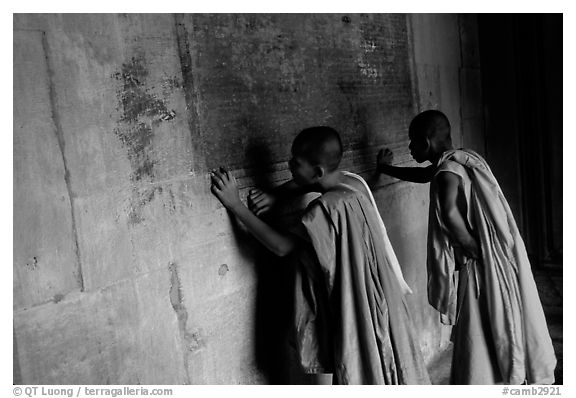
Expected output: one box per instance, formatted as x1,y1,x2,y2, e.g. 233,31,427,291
316,171,344,192
430,144,454,165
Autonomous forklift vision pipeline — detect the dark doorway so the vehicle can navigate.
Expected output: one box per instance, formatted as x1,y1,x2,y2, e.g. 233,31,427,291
478,14,562,266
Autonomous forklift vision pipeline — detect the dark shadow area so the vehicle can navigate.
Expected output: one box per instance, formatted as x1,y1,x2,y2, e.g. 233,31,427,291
478,13,563,385
478,13,562,266
224,137,309,384
244,138,278,189
245,139,297,384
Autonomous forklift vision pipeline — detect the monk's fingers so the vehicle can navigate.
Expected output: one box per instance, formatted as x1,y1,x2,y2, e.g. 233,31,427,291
248,189,264,200
229,173,237,186
220,167,238,187
210,184,222,197
249,204,259,215
253,202,267,214
212,168,234,188
219,167,232,182
247,198,258,211
248,198,264,212
210,172,224,188
379,148,391,156
250,194,268,206
211,167,225,180
254,204,271,217
249,193,270,212
378,148,393,164
220,167,230,182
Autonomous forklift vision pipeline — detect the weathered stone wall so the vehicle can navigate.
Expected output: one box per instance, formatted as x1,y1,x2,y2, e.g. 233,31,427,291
13,13,483,384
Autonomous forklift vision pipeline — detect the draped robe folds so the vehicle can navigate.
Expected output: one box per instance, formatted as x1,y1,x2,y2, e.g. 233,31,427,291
427,149,557,384
291,180,430,385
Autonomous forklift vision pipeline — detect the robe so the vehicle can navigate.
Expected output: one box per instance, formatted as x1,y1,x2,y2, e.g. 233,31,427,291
427,149,557,384
292,179,430,385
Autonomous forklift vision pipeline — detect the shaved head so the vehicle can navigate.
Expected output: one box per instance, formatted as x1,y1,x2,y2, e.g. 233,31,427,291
409,110,452,145
292,126,343,172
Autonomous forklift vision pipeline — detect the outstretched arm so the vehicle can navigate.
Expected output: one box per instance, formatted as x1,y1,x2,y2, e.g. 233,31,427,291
211,168,298,257
370,148,435,185
436,172,480,259
248,179,315,216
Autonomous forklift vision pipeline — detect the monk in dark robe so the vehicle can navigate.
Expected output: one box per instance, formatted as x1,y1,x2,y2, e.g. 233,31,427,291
372,110,556,384
211,126,430,384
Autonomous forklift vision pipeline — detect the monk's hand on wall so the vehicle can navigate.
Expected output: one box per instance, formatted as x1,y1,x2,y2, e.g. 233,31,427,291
248,189,276,217
211,167,243,211
376,148,394,171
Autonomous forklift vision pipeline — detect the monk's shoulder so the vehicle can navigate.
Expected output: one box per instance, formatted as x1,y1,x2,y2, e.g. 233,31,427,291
435,160,467,179
303,190,350,218
341,173,367,193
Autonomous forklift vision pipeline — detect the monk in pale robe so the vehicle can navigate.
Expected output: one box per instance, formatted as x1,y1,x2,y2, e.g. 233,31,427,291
372,110,556,384
211,126,430,384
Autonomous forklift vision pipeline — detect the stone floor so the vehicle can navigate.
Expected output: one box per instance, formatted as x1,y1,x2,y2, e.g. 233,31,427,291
427,264,563,385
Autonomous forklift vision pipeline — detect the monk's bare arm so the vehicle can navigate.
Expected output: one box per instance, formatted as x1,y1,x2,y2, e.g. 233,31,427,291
273,179,302,194
369,148,435,187
211,168,298,257
228,204,298,256
376,163,436,183
436,172,480,259
248,179,315,216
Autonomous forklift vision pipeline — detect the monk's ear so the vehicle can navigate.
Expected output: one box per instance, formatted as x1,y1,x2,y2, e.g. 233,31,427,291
425,137,432,151
313,165,325,180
